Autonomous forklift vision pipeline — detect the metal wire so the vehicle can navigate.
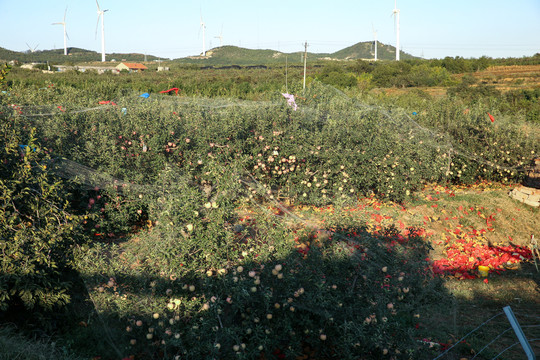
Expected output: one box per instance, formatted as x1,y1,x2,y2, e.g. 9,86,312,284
489,338,540,360
471,327,513,360
472,325,540,359
432,312,505,360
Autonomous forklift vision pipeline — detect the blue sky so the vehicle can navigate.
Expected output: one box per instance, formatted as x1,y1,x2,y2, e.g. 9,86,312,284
1,0,539,60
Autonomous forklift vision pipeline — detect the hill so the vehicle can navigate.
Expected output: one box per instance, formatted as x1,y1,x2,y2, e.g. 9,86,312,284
176,41,417,65
0,41,416,66
175,46,296,66
0,47,161,64
330,41,417,61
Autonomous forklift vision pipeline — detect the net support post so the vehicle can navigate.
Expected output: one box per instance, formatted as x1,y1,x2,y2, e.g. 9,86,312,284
503,306,536,360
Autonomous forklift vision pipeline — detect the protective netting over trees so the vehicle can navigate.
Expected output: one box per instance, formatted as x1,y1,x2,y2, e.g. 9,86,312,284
4,81,536,205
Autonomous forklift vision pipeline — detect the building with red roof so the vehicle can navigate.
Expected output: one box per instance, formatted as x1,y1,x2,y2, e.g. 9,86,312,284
116,62,148,72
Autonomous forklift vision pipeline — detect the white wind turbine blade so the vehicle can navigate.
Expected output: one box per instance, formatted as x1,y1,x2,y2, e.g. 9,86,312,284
64,7,69,54
95,14,101,39
215,24,223,47
199,13,205,31
198,14,204,36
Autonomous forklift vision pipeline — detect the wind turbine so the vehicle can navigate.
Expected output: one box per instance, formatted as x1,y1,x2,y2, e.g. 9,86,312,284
199,14,206,56
214,25,223,47
95,0,108,62
52,7,69,56
392,0,400,61
372,23,378,61
26,43,39,53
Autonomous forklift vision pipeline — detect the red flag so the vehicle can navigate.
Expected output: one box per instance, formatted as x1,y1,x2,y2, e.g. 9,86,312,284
488,112,495,123
98,101,117,106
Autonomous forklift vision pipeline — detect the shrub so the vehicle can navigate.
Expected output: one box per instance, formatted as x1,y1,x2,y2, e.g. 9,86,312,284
0,63,10,89
447,80,501,103
347,59,374,75
371,61,412,87
77,204,445,359
315,64,358,89
0,116,85,310
405,64,451,87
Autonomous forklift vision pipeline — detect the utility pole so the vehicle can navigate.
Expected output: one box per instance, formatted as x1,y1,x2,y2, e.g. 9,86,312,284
303,41,308,91
285,55,288,93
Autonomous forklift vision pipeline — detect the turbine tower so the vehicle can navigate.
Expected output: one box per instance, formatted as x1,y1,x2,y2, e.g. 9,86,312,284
372,23,378,61
95,0,108,62
392,0,400,61
200,15,206,56
52,7,69,55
